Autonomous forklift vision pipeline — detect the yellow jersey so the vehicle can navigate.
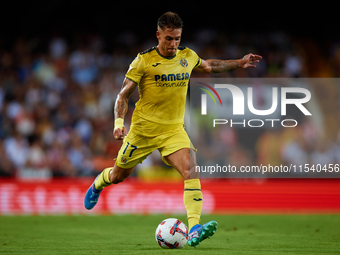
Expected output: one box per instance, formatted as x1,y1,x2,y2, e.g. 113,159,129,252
125,46,201,136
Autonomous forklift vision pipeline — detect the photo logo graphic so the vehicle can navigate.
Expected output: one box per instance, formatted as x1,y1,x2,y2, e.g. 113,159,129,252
198,83,312,128
197,82,222,115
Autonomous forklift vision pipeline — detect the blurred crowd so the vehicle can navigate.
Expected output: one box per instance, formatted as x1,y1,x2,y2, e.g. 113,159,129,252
0,30,339,178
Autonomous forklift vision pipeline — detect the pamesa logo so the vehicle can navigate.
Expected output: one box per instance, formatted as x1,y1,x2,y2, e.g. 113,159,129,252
197,82,312,128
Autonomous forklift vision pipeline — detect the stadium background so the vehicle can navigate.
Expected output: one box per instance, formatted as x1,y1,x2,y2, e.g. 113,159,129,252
0,1,339,214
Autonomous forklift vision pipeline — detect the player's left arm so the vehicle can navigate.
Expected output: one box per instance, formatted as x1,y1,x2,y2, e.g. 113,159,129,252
193,53,262,73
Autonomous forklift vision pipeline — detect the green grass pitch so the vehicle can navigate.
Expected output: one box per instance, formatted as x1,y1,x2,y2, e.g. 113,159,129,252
1,214,339,254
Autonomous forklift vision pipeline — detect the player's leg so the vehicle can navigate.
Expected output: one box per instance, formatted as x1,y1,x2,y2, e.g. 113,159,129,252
164,148,218,247
84,164,134,210
85,130,154,210
164,148,201,228
94,164,135,189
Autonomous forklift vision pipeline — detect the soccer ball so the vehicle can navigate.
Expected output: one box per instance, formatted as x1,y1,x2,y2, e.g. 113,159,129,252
155,218,188,249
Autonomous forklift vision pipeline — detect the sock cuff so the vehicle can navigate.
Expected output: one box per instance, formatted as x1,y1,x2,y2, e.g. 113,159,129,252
103,167,112,184
187,214,201,220
184,178,201,190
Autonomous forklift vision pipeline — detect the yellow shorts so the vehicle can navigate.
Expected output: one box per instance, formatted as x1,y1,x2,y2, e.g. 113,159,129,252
115,127,196,169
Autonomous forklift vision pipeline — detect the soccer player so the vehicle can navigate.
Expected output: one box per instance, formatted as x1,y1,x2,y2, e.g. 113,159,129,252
84,11,261,247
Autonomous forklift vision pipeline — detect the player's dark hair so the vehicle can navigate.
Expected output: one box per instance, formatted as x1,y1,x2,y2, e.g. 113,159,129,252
157,12,183,30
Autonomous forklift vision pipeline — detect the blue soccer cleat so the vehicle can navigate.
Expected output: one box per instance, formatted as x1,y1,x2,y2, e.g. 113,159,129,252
188,220,218,247
84,179,102,210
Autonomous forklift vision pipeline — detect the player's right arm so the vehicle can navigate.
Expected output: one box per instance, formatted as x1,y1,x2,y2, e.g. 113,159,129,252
113,78,138,140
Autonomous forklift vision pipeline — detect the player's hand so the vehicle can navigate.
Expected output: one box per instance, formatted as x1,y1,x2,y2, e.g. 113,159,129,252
241,53,262,68
113,126,127,140
113,118,127,140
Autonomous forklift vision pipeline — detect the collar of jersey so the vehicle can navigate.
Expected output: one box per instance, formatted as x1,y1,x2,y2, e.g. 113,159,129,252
155,46,177,60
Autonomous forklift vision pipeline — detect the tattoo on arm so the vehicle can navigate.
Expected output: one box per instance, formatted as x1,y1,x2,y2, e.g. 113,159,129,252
114,78,137,120
209,60,240,73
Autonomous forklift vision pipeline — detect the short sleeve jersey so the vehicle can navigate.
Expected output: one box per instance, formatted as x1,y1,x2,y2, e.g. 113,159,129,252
125,46,201,136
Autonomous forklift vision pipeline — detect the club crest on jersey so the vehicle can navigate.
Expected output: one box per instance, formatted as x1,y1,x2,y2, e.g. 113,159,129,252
180,58,188,67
